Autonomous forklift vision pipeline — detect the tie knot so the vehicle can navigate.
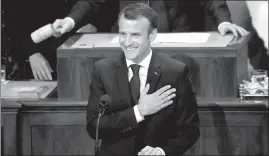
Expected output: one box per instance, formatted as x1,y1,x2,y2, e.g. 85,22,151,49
130,64,140,75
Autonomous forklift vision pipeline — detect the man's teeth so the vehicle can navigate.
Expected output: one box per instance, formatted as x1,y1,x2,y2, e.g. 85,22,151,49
127,48,136,51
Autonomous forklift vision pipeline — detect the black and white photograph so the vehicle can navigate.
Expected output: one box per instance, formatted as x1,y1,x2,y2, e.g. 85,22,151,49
1,0,268,155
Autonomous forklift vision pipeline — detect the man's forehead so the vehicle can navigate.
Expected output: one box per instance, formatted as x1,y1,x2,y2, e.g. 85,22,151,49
119,15,150,25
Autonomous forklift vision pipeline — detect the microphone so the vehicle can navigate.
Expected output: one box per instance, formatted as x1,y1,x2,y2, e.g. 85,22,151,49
95,94,111,156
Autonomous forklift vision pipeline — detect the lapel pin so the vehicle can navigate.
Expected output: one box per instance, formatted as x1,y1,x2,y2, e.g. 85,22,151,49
154,72,158,75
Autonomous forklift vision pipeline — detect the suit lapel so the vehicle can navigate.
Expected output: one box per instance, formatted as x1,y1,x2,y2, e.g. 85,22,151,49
113,53,132,107
146,53,162,94
144,53,164,144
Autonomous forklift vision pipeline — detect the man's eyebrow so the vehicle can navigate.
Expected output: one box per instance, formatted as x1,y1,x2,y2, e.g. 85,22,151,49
131,32,141,35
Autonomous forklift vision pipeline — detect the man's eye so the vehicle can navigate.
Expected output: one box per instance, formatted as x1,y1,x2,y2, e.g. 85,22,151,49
133,34,140,37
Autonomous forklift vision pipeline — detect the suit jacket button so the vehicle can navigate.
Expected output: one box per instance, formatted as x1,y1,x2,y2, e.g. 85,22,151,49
132,136,136,139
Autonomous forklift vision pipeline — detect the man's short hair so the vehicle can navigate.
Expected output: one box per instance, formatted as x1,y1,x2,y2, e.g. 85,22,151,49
118,3,158,31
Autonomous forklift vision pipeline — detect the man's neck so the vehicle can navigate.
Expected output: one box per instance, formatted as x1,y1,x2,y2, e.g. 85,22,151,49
132,49,151,64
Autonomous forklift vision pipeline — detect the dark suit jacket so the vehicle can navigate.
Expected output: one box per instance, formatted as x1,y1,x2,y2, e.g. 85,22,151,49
87,52,200,156
89,0,232,32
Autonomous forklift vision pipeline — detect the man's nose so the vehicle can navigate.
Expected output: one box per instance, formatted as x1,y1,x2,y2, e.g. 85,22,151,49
123,36,132,46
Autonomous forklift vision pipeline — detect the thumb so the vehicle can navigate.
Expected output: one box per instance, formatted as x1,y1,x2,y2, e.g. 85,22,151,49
52,19,62,30
218,25,228,36
60,21,72,34
219,28,226,36
60,24,69,34
46,59,53,72
141,83,150,96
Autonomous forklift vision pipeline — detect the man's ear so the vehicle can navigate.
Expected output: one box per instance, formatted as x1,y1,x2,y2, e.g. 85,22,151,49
149,28,157,42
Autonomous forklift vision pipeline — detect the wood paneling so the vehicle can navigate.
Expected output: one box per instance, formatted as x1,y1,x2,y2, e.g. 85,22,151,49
18,99,268,156
20,110,94,155
1,99,21,156
31,125,93,155
57,57,104,101
186,111,268,155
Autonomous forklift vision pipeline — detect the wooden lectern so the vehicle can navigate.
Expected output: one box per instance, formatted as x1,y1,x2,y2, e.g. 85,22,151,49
57,32,250,100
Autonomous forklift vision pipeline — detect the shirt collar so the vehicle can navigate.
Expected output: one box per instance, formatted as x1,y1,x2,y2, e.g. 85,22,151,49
126,49,152,69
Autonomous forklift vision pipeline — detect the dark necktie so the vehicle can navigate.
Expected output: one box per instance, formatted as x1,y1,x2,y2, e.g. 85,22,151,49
130,64,141,105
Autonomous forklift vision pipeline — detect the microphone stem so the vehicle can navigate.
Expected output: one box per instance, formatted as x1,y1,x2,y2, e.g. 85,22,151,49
95,108,105,156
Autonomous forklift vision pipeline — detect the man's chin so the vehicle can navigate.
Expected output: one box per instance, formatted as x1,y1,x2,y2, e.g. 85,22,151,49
123,52,134,59
125,55,136,61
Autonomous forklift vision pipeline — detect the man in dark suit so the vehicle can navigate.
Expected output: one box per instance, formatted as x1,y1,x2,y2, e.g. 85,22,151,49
86,3,200,156
54,0,248,35
8,0,96,80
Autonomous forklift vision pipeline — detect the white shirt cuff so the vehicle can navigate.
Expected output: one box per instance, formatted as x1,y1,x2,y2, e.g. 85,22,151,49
218,21,231,31
134,105,144,123
155,147,166,155
65,17,75,30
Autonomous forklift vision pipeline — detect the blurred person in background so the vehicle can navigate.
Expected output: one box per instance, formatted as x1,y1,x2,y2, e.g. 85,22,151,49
5,0,98,80
246,1,268,74
53,0,248,37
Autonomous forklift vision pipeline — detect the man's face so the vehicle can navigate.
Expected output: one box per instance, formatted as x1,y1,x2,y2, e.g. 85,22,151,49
118,14,156,63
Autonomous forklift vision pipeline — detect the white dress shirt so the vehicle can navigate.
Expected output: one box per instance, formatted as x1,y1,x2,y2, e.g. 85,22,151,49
126,50,152,123
125,50,166,155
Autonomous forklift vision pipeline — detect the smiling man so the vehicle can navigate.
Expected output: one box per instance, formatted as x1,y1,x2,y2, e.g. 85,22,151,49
86,3,200,156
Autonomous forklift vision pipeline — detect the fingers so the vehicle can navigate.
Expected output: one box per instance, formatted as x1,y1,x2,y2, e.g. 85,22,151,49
150,148,163,155
144,147,155,155
161,93,176,103
219,24,228,36
236,27,245,36
33,61,52,80
46,59,54,72
219,28,226,36
229,25,238,37
35,69,44,80
52,19,61,29
138,146,154,155
161,100,173,109
31,61,43,80
32,68,38,80
41,62,52,80
33,67,47,80
232,24,250,36
159,88,176,101
138,146,164,156
219,23,249,37
52,19,64,37
243,29,249,36
53,19,73,34
40,67,47,80
236,26,249,36
29,53,52,80
60,22,70,34
53,32,62,38
219,23,237,36
154,85,172,96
